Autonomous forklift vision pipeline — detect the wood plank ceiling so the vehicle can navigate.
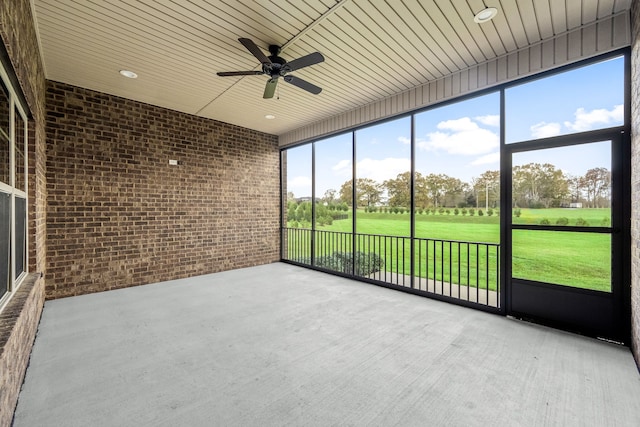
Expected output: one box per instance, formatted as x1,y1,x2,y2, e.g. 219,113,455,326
32,0,632,136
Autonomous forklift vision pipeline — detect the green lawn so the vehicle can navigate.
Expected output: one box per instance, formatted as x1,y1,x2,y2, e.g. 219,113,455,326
513,207,611,226
286,208,612,292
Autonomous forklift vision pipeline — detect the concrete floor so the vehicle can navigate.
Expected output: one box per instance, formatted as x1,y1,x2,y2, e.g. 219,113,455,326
13,263,640,426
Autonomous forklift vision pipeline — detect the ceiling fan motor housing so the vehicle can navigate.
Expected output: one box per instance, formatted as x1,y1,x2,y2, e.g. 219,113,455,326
264,45,288,77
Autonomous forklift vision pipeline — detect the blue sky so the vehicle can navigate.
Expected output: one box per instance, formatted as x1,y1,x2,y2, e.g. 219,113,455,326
286,55,624,199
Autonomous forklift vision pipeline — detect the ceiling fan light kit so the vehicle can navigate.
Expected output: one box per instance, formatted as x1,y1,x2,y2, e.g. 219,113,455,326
217,38,324,99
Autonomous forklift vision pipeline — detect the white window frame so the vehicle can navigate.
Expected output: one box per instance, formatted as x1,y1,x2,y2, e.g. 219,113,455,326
0,58,29,311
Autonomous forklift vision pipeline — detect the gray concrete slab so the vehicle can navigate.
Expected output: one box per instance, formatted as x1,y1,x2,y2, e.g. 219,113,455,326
13,262,640,426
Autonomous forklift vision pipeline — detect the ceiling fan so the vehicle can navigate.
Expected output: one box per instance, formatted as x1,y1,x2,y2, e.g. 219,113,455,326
217,38,324,99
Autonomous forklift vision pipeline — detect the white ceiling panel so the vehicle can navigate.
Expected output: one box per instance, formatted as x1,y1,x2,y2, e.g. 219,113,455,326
32,0,632,136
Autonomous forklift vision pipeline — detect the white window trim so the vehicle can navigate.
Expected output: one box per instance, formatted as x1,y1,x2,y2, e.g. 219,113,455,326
0,55,29,313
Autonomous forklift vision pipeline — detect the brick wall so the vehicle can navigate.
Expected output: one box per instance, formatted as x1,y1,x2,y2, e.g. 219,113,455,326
0,273,43,426
0,0,47,424
631,0,640,369
45,81,280,298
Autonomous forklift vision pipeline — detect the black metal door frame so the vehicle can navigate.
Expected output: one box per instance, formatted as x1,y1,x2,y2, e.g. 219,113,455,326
501,128,630,343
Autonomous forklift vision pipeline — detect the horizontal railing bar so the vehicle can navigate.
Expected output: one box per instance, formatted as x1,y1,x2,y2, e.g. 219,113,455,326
284,227,499,247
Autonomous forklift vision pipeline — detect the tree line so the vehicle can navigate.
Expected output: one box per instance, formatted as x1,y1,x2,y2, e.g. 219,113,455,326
310,163,611,210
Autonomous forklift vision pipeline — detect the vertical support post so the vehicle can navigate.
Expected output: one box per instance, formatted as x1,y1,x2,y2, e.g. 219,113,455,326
499,88,508,312
279,150,285,260
311,142,316,267
410,114,416,289
351,131,357,276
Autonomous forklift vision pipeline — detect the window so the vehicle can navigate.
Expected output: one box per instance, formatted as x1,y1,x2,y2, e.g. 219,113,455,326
314,133,352,273
0,59,29,308
505,56,624,144
282,145,312,264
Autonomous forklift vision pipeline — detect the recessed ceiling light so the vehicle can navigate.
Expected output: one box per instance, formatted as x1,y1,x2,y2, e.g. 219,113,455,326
265,114,276,120
474,7,498,23
119,70,138,79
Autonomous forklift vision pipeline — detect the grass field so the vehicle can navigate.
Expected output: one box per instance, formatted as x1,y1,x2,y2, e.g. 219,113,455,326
286,207,612,292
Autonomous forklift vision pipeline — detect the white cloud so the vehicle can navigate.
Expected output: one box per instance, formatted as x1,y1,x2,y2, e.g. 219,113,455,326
530,122,562,138
356,157,411,183
475,115,500,127
529,105,623,139
332,159,351,173
398,136,411,145
564,104,623,132
287,176,312,189
417,117,499,155
471,152,500,166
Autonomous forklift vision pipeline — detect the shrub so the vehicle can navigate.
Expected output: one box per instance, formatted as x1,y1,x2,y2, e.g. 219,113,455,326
513,208,521,218
469,208,475,216
601,217,611,226
575,217,589,226
418,209,424,214
454,208,459,215
311,251,385,276
439,208,445,215
478,209,484,216
461,208,467,216
399,208,405,214
487,208,494,216
316,216,333,226
556,217,569,226
446,209,451,215
539,218,550,225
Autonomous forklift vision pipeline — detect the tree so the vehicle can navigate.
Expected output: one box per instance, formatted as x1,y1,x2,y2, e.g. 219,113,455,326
512,163,568,208
338,178,382,208
423,173,447,208
581,167,611,208
566,174,584,204
441,176,467,207
339,180,354,205
384,172,414,207
323,189,337,205
473,170,500,209
420,173,464,208
414,176,430,209
357,178,383,207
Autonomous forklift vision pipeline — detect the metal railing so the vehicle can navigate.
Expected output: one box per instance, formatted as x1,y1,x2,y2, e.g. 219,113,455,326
283,227,500,309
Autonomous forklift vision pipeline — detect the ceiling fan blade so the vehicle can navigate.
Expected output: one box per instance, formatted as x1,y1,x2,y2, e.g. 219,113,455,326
238,38,271,64
284,75,322,95
263,78,278,99
284,52,324,72
217,71,264,77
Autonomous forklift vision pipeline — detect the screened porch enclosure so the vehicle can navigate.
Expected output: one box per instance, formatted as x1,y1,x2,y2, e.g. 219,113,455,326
281,51,630,342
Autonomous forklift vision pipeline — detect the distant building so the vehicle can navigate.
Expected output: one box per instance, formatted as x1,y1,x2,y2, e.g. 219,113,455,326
295,197,321,203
